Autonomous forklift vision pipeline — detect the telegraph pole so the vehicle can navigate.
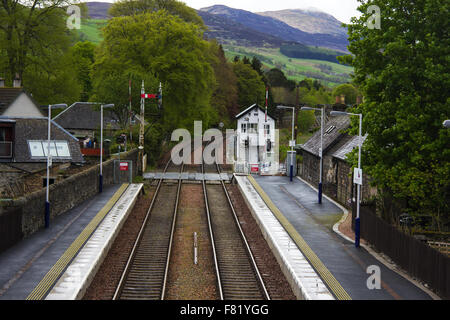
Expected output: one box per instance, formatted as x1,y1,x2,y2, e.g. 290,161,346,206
138,80,145,175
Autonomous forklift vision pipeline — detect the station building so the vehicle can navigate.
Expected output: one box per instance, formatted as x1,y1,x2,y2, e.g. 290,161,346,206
235,104,278,174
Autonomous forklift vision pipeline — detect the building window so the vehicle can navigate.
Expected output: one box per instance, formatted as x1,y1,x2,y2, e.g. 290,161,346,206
241,123,247,133
248,123,258,133
0,126,13,158
264,124,270,135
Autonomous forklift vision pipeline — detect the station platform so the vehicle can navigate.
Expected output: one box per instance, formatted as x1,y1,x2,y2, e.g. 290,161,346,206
0,183,143,300
238,174,435,300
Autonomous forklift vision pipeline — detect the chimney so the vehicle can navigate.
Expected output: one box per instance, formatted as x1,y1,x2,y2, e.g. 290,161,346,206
0,77,4,88
340,94,345,105
13,73,21,88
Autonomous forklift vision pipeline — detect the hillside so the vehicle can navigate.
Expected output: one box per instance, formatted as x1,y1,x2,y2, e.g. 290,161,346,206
85,1,112,19
199,5,348,53
256,8,347,38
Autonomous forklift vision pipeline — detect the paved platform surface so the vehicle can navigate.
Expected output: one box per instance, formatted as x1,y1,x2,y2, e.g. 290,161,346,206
0,184,125,300
252,175,432,300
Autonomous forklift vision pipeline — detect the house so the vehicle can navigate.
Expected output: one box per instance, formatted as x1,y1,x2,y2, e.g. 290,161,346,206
297,114,351,196
331,134,376,208
0,86,44,118
53,103,121,141
0,116,85,197
235,104,278,174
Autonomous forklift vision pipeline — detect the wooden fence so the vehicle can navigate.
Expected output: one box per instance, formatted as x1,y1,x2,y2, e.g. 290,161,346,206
353,203,450,299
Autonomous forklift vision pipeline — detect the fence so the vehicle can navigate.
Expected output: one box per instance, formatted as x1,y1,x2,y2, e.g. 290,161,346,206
353,203,450,299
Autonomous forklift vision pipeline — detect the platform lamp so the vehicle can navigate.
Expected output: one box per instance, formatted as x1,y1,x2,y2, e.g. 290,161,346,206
277,105,295,181
331,110,363,248
301,105,324,204
99,104,114,193
45,103,68,228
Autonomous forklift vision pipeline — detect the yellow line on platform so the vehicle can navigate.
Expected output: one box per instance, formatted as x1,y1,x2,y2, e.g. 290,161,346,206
247,175,352,300
26,184,129,300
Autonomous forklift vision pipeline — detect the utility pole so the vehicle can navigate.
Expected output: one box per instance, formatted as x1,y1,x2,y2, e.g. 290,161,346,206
129,79,133,143
138,80,145,175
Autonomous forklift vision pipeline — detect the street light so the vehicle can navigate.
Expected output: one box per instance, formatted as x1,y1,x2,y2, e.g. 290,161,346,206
100,104,114,193
46,103,68,228
331,110,363,248
301,105,324,204
277,105,295,181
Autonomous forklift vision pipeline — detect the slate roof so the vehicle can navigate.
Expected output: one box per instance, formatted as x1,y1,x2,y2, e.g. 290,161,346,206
0,88,44,116
0,117,84,163
332,134,368,161
235,104,277,121
54,103,121,131
298,115,350,156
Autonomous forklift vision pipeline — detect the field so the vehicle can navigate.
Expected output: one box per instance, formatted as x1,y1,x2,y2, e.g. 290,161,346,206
78,19,108,44
223,45,353,88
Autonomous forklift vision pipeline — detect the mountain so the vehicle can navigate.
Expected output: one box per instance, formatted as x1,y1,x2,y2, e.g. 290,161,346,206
198,11,292,48
85,2,112,19
199,5,348,52
256,9,348,38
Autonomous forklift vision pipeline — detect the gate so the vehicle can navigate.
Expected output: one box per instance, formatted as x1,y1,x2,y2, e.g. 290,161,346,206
113,160,133,184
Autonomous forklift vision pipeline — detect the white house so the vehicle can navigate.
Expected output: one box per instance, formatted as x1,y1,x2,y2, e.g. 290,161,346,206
235,104,278,174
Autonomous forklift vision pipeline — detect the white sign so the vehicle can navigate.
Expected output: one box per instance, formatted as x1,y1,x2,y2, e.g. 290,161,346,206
48,155,52,167
354,168,363,185
289,140,296,147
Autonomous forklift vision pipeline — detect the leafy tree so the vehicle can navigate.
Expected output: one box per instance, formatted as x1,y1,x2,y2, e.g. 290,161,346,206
340,0,450,229
70,41,97,101
332,83,359,105
91,10,216,143
232,61,266,110
109,0,204,27
0,0,71,85
208,41,239,126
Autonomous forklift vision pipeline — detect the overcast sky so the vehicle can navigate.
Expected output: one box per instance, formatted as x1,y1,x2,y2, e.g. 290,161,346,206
181,0,362,23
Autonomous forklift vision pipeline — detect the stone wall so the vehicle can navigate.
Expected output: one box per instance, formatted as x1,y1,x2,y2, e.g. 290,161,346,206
0,149,138,245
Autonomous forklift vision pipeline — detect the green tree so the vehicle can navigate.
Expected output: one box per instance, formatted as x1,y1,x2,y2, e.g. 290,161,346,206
92,10,216,139
109,0,204,27
332,83,359,105
341,0,450,229
208,41,239,126
232,61,266,110
70,41,97,101
0,0,71,85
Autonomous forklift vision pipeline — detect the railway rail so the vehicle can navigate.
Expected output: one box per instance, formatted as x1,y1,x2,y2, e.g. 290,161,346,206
203,162,270,300
113,160,183,300
114,144,269,300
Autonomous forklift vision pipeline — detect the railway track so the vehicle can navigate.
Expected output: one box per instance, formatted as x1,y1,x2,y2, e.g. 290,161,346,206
113,160,183,300
114,144,269,300
203,162,270,300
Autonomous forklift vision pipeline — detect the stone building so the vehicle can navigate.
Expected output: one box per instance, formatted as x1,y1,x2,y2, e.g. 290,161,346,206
297,114,351,198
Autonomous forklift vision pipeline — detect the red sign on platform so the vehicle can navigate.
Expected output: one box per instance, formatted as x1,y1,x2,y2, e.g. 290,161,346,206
119,162,129,171
251,165,259,173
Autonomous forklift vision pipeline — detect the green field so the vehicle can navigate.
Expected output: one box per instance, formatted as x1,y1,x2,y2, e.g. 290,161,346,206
78,19,108,44
223,45,353,88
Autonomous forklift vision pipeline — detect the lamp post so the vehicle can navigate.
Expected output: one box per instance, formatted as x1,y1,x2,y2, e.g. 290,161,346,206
301,105,324,204
331,110,363,248
46,103,67,228
277,105,295,181
99,104,114,193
